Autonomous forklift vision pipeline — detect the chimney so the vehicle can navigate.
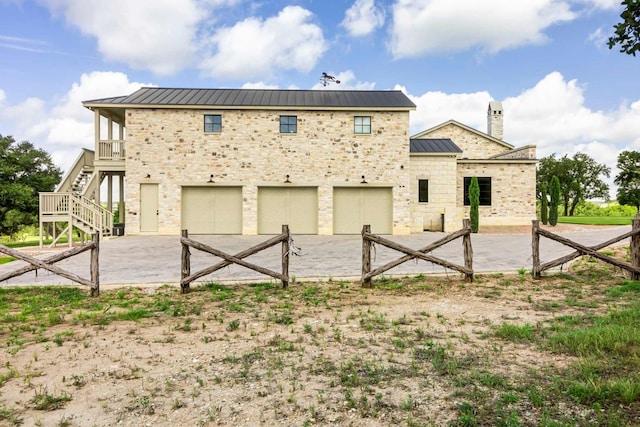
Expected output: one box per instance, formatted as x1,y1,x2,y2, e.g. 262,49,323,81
487,101,503,140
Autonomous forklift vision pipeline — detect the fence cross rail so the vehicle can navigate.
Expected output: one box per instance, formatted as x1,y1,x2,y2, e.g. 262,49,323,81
0,233,100,296
532,217,640,280
180,225,290,293
361,220,474,287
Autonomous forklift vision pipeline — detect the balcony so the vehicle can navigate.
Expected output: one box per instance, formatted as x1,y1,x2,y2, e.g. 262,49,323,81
96,140,126,170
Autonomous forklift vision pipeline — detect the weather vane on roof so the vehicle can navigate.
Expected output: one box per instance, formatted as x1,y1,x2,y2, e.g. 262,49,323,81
320,72,340,87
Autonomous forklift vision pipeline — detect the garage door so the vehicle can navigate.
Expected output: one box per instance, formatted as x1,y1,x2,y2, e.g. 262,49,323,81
258,187,318,234
333,187,393,234
181,186,242,234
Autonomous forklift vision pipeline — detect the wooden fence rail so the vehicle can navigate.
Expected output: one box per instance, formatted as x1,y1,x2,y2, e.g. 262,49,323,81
0,233,100,296
180,225,291,293
361,220,474,287
532,217,640,280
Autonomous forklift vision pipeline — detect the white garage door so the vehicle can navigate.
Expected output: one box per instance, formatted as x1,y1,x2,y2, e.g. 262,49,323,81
258,187,318,234
181,186,242,234
333,187,393,234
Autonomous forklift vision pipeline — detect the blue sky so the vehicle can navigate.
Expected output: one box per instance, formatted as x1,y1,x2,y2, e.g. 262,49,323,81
1,0,639,195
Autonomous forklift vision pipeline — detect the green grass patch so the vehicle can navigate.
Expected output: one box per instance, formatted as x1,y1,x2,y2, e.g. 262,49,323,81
557,216,632,225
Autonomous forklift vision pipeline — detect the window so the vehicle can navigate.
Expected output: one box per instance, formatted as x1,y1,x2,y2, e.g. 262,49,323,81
354,116,371,134
418,179,429,203
463,177,492,206
204,114,221,132
280,115,297,133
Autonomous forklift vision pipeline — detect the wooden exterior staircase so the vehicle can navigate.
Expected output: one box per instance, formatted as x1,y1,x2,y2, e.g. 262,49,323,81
39,149,114,247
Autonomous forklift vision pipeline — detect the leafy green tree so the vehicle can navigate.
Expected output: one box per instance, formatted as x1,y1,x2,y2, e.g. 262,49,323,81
615,150,640,213
608,0,640,56
549,176,560,226
0,135,62,236
540,183,549,225
537,152,610,216
469,176,480,233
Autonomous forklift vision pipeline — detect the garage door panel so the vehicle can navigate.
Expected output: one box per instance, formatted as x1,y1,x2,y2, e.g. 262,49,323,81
333,187,392,234
258,187,317,234
182,187,242,234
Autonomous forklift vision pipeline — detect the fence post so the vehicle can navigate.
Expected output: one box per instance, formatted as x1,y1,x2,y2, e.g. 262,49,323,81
281,224,290,288
631,215,640,281
362,224,372,287
181,229,191,293
90,233,100,297
532,220,541,279
462,219,473,282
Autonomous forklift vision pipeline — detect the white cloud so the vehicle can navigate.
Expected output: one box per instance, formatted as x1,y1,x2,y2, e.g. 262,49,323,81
342,0,385,37
0,71,149,171
311,70,376,90
40,0,204,75
389,0,575,58
406,71,640,196
199,6,326,79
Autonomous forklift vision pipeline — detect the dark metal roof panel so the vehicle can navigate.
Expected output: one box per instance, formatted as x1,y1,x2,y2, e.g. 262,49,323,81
84,87,416,109
410,139,463,153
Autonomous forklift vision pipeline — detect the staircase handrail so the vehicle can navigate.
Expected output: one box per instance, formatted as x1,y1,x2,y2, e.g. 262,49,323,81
56,149,95,192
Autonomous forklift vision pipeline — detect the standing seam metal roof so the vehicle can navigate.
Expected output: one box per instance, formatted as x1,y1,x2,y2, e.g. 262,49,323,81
83,87,416,109
410,139,463,153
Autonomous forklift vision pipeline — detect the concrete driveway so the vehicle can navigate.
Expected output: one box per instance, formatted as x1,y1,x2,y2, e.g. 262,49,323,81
0,225,633,287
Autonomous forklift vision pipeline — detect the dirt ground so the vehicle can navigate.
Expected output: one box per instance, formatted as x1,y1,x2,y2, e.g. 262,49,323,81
0,241,632,427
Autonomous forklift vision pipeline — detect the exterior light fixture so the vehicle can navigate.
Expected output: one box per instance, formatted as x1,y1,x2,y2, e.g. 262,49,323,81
145,173,151,179
207,174,214,183
284,174,291,183
361,175,367,184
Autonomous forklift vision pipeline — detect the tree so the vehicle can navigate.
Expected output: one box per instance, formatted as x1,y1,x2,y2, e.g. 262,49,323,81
536,152,610,216
469,176,480,233
549,176,560,226
540,183,549,225
608,0,640,56
0,135,62,236
615,150,640,213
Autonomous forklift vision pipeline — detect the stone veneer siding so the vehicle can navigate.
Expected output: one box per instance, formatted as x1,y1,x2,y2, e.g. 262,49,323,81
123,108,411,235
408,155,458,232
422,123,510,159
455,161,537,226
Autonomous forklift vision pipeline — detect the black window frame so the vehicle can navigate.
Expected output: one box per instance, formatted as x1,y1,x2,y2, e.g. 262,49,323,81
463,177,492,206
204,114,222,133
280,115,297,133
354,116,371,134
418,179,429,203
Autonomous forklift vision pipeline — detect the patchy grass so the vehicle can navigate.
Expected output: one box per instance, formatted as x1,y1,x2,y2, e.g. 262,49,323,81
0,248,638,425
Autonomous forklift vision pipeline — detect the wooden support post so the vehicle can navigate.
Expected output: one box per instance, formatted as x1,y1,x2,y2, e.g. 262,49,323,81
181,229,191,293
631,215,640,281
362,224,372,288
462,219,473,282
281,225,290,288
90,233,100,297
532,220,541,279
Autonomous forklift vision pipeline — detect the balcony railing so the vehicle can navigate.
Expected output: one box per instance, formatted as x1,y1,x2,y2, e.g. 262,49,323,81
98,140,126,161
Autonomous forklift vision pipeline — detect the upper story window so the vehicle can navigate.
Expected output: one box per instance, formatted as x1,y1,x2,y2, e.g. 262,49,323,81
463,177,492,206
204,114,222,133
280,115,297,133
354,116,371,134
418,179,429,203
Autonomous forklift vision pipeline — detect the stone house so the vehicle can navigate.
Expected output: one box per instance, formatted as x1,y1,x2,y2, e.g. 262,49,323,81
41,90,536,241
409,102,537,232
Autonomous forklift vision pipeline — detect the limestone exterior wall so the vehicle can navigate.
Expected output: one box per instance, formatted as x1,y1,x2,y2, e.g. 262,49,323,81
454,161,537,227
493,145,537,160
408,155,458,232
424,123,510,158
123,108,411,235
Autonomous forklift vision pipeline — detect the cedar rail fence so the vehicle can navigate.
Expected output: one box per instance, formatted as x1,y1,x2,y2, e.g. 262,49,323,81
361,220,474,287
180,225,291,293
0,233,100,296
532,217,640,280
